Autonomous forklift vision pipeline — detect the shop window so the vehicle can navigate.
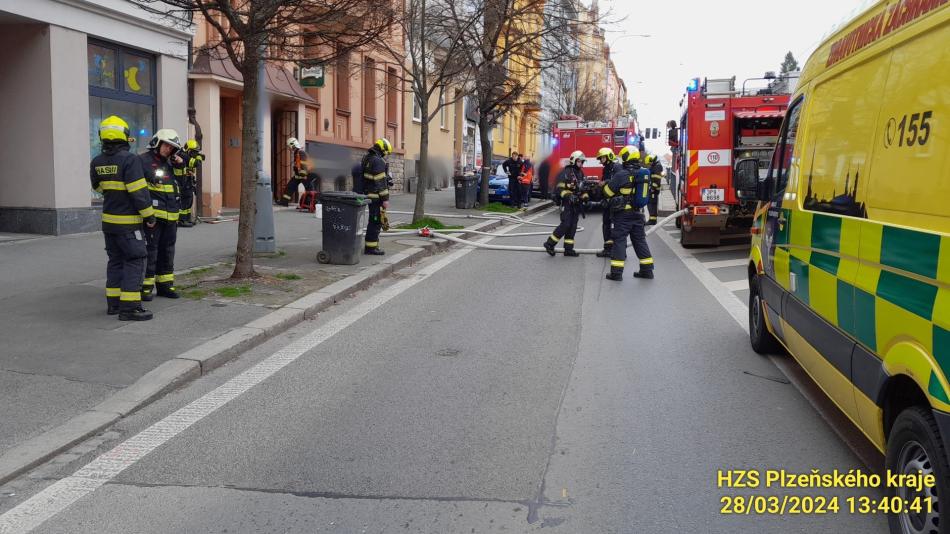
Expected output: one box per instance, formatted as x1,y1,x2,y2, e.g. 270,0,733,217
88,40,157,199
87,44,116,89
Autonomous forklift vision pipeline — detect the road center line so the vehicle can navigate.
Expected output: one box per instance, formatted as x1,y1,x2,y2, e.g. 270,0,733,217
0,210,552,534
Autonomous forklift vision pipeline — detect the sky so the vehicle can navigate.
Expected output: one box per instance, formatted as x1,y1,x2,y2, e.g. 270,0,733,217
598,0,877,156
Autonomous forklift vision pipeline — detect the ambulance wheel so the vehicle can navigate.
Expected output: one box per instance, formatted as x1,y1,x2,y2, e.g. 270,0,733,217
886,406,946,534
749,275,780,354
316,251,330,264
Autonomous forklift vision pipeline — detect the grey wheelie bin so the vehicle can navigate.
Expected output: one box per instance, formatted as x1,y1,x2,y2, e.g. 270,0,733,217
316,191,368,265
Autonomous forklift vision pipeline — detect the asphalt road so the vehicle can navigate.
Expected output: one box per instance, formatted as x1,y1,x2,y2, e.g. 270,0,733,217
0,208,888,533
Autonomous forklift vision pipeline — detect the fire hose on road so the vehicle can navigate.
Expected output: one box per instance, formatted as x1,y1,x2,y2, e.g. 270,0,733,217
381,209,687,255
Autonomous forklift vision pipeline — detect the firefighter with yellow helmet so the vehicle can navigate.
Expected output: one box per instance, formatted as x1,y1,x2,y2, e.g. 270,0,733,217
361,138,393,255
603,145,654,281
90,116,154,321
595,147,619,257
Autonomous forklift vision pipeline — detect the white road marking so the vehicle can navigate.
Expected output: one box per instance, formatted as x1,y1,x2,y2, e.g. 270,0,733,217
699,258,749,270
0,211,552,534
657,229,749,334
723,279,749,292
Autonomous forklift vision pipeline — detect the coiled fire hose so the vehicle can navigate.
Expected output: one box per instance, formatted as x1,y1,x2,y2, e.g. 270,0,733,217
382,209,687,254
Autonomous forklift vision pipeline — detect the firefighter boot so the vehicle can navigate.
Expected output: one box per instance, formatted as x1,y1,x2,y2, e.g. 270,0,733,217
107,297,120,316
563,240,579,257
157,282,180,299
364,247,385,256
543,238,557,257
605,270,623,281
119,306,153,321
141,287,154,302
595,242,613,258
633,270,655,279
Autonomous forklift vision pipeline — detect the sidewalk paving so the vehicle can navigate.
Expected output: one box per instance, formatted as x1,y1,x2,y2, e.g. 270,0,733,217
0,188,550,483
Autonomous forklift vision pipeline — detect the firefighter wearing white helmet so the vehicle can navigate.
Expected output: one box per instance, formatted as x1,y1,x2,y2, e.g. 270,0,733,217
279,137,316,206
543,150,588,257
140,128,183,300
91,115,155,321
602,145,654,281
360,138,394,255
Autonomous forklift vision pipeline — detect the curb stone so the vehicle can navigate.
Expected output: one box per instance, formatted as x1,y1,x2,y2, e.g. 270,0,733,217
0,200,552,486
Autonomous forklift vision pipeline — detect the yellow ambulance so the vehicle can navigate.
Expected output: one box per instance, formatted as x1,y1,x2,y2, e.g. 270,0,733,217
737,1,949,531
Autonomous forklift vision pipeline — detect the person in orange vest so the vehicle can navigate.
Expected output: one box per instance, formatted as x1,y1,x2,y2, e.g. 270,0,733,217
519,156,534,207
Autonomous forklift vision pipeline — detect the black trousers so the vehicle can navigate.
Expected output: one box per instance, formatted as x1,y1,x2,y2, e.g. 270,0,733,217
508,178,522,205
609,210,654,274
549,202,581,250
365,198,383,249
105,230,147,311
179,185,194,220
601,208,613,248
647,190,659,223
145,221,177,290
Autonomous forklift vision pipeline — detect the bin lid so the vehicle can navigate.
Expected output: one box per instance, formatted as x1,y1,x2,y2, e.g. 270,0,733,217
453,175,478,182
320,190,368,206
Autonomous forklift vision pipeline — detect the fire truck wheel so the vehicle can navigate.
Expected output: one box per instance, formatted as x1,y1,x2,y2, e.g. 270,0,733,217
749,275,781,354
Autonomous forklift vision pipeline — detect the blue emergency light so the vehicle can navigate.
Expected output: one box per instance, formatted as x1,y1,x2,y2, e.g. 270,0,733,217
687,78,700,92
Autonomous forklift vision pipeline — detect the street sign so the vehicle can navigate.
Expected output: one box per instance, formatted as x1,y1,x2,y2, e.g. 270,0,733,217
299,65,325,88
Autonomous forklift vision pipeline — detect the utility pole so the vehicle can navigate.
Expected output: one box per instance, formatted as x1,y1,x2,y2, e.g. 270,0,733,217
254,40,277,253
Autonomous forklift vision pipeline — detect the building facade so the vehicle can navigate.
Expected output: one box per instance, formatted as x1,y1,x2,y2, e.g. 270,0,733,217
189,15,408,217
0,0,190,234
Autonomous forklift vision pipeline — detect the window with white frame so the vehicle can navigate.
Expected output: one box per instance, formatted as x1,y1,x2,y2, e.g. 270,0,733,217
412,94,422,122
439,93,446,129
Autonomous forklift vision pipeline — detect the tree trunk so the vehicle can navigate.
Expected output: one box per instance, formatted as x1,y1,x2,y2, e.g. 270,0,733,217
412,100,429,223
232,55,261,279
478,113,492,206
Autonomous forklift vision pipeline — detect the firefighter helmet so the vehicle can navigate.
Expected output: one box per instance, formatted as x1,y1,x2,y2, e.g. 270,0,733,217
374,138,393,156
568,150,586,166
619,145,641,163
147,129,181,150
596,147,615,163
287,137,302,150
99,116,131,143
644,154,657,165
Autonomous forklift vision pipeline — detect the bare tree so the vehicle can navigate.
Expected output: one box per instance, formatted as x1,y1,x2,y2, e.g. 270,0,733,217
133,0,395,278
379,0,481,222
572,75,609,122
450,0,606,206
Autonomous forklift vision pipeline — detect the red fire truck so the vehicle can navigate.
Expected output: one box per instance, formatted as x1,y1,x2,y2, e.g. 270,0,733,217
548,116,644,201
668,76,796,246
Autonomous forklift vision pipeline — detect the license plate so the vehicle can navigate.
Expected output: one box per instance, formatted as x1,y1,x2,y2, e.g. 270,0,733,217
702,188,725,202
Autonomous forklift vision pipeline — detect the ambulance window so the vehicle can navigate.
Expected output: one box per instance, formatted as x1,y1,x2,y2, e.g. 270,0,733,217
773,97,803,195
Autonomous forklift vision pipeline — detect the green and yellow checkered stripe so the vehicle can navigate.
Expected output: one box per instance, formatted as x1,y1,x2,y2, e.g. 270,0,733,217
774,209,950,398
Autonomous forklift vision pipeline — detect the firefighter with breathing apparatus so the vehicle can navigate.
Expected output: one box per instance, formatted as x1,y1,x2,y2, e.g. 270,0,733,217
603,146,654,280
176,139,203,227
543,150,588,257
280,137,313,206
